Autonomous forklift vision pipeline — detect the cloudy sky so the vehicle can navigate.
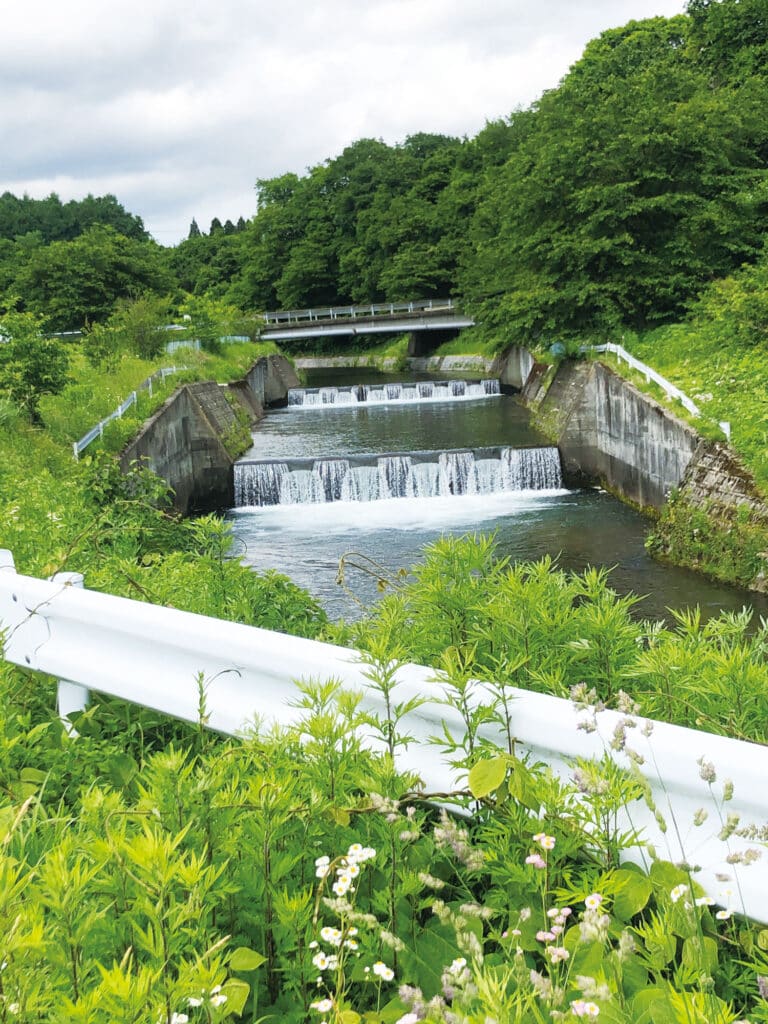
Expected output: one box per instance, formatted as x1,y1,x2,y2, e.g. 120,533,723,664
3,0,687,246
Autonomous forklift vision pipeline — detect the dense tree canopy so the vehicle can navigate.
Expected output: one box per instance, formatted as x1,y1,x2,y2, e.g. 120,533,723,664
0,0,764,341
0,191,148,243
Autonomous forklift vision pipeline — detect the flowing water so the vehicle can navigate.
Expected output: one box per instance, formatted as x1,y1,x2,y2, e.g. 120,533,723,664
227,373,766,624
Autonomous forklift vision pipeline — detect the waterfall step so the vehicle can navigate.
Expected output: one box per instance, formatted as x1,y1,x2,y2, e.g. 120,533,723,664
287,378,501,407
235,445,563,507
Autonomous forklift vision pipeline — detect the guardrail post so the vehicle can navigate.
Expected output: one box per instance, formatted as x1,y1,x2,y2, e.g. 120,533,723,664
51,571,90,735
720,421,731,440
72,442,79,460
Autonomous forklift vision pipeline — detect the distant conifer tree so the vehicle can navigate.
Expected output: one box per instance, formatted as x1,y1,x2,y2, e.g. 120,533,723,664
188,218,201,238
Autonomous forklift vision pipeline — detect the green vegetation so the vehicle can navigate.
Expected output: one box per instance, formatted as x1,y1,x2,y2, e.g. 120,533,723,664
1,535,768,1022
1,0,768,1018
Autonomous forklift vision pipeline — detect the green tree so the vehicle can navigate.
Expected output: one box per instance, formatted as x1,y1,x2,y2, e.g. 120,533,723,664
109,293,170,360
0,310,69,421
461,14,768,341
14,225,172,330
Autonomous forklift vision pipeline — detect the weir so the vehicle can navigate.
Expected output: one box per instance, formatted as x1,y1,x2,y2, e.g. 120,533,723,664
287,378,500,407
234,445,563,507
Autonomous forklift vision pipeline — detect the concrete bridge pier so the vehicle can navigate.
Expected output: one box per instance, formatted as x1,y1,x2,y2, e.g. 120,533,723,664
407,327,460,357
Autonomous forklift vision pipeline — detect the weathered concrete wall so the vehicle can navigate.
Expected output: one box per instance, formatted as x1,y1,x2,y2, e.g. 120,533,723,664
679,441,768,521
491,345,536,390
227,380,264,425
534,360,700,510
246,354,299,407
121,383,236,514
120,354,295,514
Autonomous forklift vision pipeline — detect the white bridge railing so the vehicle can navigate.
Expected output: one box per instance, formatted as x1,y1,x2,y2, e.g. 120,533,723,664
263,298,455,325
1,550,765,921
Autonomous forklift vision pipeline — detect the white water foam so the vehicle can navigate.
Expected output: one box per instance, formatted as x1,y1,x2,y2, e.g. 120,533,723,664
230,488,572,534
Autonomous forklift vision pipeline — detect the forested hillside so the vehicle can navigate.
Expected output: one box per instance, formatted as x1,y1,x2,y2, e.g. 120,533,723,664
0,0,765,343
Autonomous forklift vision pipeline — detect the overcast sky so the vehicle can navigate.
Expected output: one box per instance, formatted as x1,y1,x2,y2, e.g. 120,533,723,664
2,0,687,246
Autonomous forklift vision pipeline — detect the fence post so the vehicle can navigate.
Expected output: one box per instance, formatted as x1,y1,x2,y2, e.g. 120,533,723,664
720,422,731,441
72,442,79,460
51,571,90,735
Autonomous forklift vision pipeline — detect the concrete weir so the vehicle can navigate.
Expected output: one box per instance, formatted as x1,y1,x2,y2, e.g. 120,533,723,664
120,354,298,514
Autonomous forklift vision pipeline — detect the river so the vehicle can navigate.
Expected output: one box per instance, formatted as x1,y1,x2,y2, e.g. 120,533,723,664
226,371,765,624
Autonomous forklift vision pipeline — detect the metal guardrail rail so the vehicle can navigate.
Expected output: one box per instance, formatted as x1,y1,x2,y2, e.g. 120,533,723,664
263,298,455,325
587,343,701,417
1,550,765,922
72,366,183,460
586,343,731,439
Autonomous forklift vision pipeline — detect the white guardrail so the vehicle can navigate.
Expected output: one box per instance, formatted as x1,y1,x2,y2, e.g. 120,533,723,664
587,343,731,439
263,298,454,325
1,552,766,920
72,366,183,460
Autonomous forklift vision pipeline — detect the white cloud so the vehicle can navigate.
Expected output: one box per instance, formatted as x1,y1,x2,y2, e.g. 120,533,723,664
0,0,688,243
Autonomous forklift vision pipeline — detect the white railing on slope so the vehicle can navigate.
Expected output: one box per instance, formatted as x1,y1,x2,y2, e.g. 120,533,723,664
1,549,765,921
586,343,701,416
72,366,183,460
585,344,732,441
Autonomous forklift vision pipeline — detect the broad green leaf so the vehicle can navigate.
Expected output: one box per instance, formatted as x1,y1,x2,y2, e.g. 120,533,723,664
230,947,267,971
220,979,249,1016
468,755,506,798
613,867,652,920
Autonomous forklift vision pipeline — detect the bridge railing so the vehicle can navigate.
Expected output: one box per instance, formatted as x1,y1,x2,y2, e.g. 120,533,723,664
263,298,454,325
72,366,183,460
1,549,765,922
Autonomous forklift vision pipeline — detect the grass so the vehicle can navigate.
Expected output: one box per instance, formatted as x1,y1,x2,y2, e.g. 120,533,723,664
38,340,277,454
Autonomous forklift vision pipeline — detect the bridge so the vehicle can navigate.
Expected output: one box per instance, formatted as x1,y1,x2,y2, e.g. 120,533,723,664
260,298,474,354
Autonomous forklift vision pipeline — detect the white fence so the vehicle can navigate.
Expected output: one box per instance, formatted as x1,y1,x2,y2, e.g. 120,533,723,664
586,343,701,417
1,549,765,922
72,366,182,460
585,344,731,440
263,298,454,325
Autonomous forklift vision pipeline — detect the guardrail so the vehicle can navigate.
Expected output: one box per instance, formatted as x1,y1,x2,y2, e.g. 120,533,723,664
587,343,701,416
72,366,183,460
1,550,765,922
586,343,731,440
263,298,454,325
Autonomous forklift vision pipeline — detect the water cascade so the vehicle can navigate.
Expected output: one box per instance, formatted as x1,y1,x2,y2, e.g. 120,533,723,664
234,446,563,507
287,378,501,407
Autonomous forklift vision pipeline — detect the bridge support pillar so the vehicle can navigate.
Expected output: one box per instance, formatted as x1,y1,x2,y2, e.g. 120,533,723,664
407,328,460,358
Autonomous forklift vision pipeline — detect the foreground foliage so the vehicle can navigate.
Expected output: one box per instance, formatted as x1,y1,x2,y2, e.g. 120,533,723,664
2,535,768,1022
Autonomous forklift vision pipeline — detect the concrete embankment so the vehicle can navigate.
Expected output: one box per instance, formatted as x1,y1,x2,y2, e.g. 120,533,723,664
493,344,768,590
120,354,298,514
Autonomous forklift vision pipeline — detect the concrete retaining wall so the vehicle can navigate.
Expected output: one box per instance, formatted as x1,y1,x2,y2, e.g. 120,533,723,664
246,354,299,406
533,360,700,510
120,354,295,514
121,383,236,514
678,441,768,522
